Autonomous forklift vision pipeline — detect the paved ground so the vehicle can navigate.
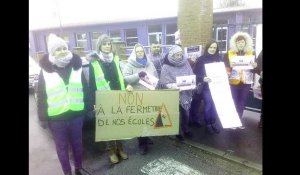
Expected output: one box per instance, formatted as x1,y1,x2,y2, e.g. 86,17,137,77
29,94,262,175
186,110,262,168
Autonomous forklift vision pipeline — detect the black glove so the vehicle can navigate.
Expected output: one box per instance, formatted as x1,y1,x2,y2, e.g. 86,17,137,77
138,71,147,78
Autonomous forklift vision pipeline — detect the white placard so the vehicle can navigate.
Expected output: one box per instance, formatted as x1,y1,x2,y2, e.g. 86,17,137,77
230,55,255,69
176,75,196,91
205,62,242,128
139,73,159,90
184,45,202,61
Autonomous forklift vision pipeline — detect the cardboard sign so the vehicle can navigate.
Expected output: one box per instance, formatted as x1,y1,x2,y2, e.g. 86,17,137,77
95,90,179,141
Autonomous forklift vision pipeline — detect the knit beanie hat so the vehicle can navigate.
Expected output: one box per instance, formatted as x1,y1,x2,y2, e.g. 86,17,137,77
47,34,68,56
96,34,112,53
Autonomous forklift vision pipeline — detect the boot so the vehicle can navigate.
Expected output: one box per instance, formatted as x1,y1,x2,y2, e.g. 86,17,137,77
211,123,220,134
117,144,128,160
108,148,119,164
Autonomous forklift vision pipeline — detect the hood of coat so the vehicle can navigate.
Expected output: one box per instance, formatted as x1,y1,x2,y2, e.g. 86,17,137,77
127,44,150,68
229,32,254,53
39,53,82,73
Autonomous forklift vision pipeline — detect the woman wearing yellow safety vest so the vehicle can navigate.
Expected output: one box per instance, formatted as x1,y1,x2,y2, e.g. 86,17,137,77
223,31,257,130
87,34,128,164
37,34,90,175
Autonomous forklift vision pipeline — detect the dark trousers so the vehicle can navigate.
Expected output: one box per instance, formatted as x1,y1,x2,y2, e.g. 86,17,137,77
190,93,202,125
138,137,149,146
179,106,190,135
230,84,251,119
49,115,84,174
202,89,218,125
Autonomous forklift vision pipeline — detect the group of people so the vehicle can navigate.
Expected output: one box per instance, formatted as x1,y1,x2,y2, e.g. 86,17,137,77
36,31,262,175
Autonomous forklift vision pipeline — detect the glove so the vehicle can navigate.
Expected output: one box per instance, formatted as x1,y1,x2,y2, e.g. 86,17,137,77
203,77,212,83
87,52,98,58
40,120,48,129
126,84,134,92
251,61,257,68
138,71,147,78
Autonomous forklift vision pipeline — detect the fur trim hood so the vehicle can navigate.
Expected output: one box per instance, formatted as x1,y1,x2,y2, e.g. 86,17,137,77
229,32,254,53
39,53,82,73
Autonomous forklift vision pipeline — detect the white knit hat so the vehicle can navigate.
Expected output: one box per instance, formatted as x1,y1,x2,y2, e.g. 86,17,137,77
47,33,68,55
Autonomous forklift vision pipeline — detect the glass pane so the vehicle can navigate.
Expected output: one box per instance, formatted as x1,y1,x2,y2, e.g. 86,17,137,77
166,35,175,45
125,29,137,37
109,30,121,42
92,32,103,50
166,23,177,34
148,33,162,45
218,41,227,52
148,25,161,33
149,34,157,45
217,29,227,41
76,33,87,49
126,38,138,47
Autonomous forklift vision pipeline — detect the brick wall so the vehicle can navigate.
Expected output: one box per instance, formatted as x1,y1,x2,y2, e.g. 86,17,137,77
178,0,213,47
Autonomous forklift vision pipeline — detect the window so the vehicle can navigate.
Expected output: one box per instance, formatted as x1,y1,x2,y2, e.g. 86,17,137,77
165,23,177,45
76,33,87,49
216,27,228,53
91,32,103,50
125,29,138,46
109,30,121,42
148,25,162,45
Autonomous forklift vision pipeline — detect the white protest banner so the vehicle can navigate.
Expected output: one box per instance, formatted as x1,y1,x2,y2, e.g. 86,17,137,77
230,55,255,69
95,90,179,141
205,62,242,128
176,75,196,91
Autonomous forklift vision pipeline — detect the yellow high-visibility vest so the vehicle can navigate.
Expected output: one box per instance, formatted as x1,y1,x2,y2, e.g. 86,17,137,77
91,55,125,91
42,68,84,117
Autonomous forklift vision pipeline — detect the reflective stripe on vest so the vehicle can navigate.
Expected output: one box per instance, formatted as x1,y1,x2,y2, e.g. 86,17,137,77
91,55,125,91
42,68,84,117
228,50,253,85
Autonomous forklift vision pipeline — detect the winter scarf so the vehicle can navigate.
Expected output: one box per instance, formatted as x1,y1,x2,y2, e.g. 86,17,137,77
49,51,73,68
160,52,194,110
98,51,113,63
